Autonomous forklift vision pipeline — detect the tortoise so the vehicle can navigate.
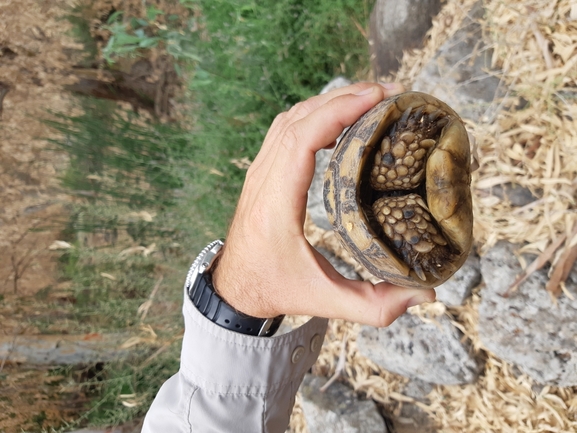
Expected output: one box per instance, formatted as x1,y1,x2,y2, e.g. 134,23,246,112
323,91,473,289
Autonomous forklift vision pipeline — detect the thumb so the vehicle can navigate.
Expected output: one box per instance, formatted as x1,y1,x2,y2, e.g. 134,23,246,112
311,250,436,327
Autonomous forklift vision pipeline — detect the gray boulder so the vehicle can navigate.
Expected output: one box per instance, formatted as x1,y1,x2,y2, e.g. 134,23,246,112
412,2,504,122
369,0,442,77
435,254,481,306
357,313,481,385
300,374,387,433
478,241,577,386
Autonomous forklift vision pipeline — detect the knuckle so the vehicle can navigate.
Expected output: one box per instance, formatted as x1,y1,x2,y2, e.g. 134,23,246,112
287,100,312,119
281,123,301,150
274,111,288,124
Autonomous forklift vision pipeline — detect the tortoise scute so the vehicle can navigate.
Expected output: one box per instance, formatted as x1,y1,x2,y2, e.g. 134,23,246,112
323,91,473,289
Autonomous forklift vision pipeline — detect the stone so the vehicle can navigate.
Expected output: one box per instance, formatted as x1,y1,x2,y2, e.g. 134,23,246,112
300,374,387,433
308,147,333,231
308,77,352,231
488,183,539,207
395,404,437,433
357,313,481,385
402,378,434,401
394,379,437,433
435,254,481,306
68,422,141,433
320,76,352,95
369,0,442,77
0,333,138,365
315,247,360,280
478,241,577,386
412,2,504,122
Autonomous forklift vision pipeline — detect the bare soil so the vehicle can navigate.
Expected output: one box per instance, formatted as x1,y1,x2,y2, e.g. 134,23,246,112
0,0,184,429
0,0,81,429
0,0,77,298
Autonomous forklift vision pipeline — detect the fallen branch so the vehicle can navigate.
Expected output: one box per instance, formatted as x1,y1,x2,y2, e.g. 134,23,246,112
547,234,577,296
505,233,567,295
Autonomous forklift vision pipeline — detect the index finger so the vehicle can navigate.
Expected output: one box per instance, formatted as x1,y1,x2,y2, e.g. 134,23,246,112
272,86,386,203
257,82,404,156
283,82,404,124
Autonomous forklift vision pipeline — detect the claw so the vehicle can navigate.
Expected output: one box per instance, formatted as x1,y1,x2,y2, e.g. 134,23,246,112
413,264,427,281
426,110,442,122
435,117,449,128
444,261,457,273
408,107,424,127
428,263,442,280
399,106,412,125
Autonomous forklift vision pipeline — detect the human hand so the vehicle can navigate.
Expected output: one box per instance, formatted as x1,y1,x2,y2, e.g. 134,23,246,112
212,82,436,327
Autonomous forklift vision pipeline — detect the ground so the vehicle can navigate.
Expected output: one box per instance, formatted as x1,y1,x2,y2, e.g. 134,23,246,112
0,0,83,429
2,0,577,432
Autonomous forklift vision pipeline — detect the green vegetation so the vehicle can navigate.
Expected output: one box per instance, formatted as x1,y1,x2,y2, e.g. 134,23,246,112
189,0,374,226
48,99,189,208
102,7,201,65
47,0,374,428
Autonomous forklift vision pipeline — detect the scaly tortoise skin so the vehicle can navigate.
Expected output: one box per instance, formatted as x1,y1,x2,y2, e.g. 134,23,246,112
323,91,473,288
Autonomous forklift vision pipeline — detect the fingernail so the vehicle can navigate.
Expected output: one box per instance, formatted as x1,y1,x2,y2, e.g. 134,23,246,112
379,82,404,91
406,293,435,308
355,87,375,96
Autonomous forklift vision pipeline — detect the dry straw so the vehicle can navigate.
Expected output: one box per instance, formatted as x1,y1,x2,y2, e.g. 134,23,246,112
292,0,577,431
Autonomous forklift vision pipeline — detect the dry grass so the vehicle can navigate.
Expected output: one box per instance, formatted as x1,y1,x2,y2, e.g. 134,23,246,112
294,0,577,432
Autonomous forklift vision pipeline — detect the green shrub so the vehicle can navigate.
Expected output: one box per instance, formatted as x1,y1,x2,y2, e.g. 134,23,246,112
188,0,374,235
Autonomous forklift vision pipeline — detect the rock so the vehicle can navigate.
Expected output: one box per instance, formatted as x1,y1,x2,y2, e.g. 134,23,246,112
357,313,481,385
320,76,352,95
435,254,481,306
308,147,333,231
395,403,437,433
300,374,387,433
478,241,577,386
68,422,141,433
308,77,352,231
0,333,139,365
369,0,442,77
412,2,504,122
488,183,539,207
315,247,360,280
68,429,123,433
401,378,434,401
394,379,437,433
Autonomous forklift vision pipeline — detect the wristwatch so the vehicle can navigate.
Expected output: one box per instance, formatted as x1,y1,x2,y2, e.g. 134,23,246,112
185,240,285,337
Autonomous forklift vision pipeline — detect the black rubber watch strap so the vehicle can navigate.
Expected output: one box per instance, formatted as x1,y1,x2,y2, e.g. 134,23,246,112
189,272,284,337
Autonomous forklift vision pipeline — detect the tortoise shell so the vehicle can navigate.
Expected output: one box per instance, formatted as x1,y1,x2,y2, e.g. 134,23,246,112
323,91,473,288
